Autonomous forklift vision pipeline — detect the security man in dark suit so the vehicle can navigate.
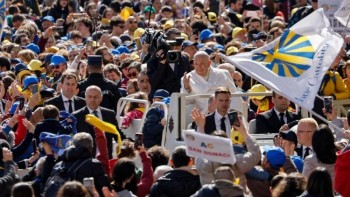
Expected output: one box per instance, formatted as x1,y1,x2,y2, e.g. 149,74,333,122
255,91,300,134
73,85,125,159
77,55,122,112
44,71,85,113
191,87,232,136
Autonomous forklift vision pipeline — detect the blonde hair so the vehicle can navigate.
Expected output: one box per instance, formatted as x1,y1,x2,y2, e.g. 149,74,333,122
18,49,35,63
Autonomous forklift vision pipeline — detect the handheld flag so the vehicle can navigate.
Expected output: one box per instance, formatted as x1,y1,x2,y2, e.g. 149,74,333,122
85,114,122,154
221,8,344,110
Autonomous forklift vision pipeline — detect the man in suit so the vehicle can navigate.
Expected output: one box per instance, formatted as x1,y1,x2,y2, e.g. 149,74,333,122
78,55,122,112
192,87,232,136
44,71,85,113
255,91,299,134
295,118,318,159
73,85,125,159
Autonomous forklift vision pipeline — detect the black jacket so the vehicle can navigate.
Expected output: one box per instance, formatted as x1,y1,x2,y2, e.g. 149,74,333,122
49,146,110,196
34,119,73,143
72,106,125,158
0,161,17,197
142,107,164,148
255,109,299,134
44,95,86,113
78,73,122,112
147,55,191,99
149,169,201,197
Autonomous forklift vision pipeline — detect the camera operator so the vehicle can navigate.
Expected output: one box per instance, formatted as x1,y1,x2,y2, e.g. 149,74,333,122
147,28,192,99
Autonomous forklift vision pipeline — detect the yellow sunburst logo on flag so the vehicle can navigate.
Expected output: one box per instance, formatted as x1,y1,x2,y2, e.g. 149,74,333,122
252,30,315,77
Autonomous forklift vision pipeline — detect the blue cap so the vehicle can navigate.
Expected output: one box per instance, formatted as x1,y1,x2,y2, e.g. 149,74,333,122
290,156,304,173
213,44,224,50
123,41,136,48
25,43,40,54
50,55,67,66
200,47,214,55
39,132,72,155
116,46,130,54
14,63,28,75
199,29,214,42
11,58,21,65
181,41,198,50
154,89,169,99
111,49,120,55
197,43,205,49
22,76,39,91
42,53,54,66
42,15,55,23
263,146,286,169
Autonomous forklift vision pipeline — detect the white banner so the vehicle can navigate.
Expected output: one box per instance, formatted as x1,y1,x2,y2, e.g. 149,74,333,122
320,0,347,33
183,130,236,164
221,8,344,111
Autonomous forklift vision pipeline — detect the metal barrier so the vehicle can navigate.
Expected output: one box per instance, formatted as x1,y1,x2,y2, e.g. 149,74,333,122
333,99,350,117
116,97,150,139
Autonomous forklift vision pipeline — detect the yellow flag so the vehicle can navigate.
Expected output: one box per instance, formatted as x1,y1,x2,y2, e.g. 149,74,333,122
120,7,134,21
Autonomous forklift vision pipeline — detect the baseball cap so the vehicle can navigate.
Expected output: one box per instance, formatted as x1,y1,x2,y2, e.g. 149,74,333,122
144,5,156,14
25,43,40,54
11,58,22,65
22,75,39,91
163,20,174,31
263,146,286,169
290,155,304,173
42,15,55,23
154,89,169,99
226,46,238,56
41,53,54,67
116,45,130,54
200,29,214,42
280,130,298,146
14,63,29,76
27,60,43,72
248,84,269,100
50,55,67,66
208,12,217,23
232,27,247,38
181,41,198,50
253,32,268,41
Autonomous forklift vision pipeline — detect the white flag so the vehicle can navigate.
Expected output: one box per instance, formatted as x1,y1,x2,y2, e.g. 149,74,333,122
334,0,350,27
221,8,344,110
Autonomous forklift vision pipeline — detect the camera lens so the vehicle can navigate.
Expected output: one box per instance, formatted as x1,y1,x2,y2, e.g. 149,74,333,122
166,51,181,63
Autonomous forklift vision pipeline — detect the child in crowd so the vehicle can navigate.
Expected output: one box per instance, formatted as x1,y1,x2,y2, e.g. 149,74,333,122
121,92,148,129
143,89,169,148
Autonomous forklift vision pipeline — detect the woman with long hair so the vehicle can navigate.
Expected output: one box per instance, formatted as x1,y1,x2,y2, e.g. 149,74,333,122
302,125,337,183
300,167,334,197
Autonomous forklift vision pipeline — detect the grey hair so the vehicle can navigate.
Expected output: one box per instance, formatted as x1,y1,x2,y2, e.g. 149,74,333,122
193,51,210,60
73,132,93,153
85,85,102,96
217,63,236,73
153,165,173,181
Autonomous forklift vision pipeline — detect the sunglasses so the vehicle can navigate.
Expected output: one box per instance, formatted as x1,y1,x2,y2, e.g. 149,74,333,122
51,65,61,69
128,72,138,78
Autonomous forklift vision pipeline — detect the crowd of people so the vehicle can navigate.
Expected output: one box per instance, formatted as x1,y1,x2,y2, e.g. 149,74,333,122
2,0,350,196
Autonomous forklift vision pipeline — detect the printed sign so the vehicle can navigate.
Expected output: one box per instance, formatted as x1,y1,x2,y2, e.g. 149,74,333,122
183,130,236,164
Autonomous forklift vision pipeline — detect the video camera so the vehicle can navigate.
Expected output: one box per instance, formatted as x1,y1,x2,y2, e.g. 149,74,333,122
143,29,185,63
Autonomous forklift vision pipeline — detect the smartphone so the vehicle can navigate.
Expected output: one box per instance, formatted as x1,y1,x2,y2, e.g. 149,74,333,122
19,97,25,110
324,96,333,113
86,40,93,51
228,111,240,127
73,13,83,19
32,84,38,94
83,177,94,193
32,139,37,152
25,108,32,119
53,26,64,34
41,73,46,80
134,133,143,149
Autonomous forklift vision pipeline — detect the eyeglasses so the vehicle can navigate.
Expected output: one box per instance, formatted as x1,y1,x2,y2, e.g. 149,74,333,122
129,21,137,24
51,65,61,69
128,72,138,78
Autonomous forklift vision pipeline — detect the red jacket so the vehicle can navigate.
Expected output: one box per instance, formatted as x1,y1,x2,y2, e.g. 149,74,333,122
335,149,350,196
94,127,110,176
122,109,144,128
136,151,154,197
14,116,27,145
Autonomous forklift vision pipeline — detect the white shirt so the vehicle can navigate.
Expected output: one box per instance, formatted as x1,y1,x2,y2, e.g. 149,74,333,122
274,108,287,124
61,94,75,113
303,146,313,159
214,110,231,137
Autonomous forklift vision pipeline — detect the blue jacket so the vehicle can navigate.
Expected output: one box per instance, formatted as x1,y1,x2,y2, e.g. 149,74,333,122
143,107,164,148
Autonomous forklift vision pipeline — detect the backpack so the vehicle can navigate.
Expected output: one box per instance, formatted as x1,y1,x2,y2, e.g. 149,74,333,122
43,158,90,197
